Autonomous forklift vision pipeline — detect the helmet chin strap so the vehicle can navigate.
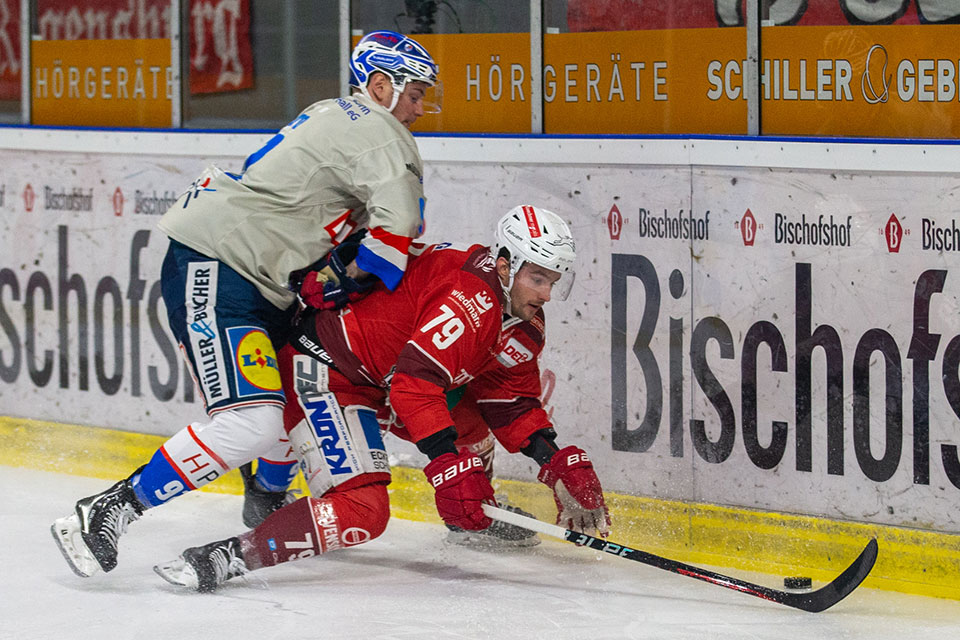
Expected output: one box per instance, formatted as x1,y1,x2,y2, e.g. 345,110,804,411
500,267,517,317
386,80,404,112
358,77,403,112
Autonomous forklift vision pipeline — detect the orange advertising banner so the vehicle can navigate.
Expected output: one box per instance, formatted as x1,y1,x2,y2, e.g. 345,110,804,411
406,33,531,134
365,23,960,137
758,25,960,138
406,30,747,135
32,39,172,127
543,29,746,135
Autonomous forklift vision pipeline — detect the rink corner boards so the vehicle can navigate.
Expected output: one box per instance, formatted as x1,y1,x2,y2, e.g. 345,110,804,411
2,415,957,603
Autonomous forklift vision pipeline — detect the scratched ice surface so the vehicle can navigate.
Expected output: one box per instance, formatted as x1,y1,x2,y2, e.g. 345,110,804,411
3,465,958,640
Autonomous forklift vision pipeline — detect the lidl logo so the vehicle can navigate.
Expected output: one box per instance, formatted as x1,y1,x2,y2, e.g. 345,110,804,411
228,327,281,395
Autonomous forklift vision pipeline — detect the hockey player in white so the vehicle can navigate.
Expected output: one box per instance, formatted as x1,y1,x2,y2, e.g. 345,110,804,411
50,31,440,579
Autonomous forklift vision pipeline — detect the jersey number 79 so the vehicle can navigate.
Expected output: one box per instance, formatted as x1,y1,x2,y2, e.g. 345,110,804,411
420,304,465,350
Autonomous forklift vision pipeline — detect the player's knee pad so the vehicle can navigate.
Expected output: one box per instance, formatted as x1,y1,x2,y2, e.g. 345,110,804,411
256,429,298,469
249,405,299,491
329,482,391,540
188,404,286,469
289,400,390,496
287,353,390,495
244,483,389,569
142,405,285,501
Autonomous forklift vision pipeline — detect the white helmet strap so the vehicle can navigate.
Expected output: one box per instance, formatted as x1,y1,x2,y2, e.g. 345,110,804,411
358,74,404,112
498,250,525,318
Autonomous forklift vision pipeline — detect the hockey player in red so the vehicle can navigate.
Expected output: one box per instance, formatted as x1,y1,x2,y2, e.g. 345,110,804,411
50,30,440,581
154,205,610,592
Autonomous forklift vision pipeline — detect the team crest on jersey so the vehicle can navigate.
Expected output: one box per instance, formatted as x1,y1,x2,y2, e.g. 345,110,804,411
452,369,474,386
228,327,282,395
472,251,496,272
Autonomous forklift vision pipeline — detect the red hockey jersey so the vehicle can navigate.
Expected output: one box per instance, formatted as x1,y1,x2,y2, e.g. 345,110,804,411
449,313,552,453
312,242,552,451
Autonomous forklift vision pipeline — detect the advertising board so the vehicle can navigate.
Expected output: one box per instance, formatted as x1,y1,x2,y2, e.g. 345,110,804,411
1,136,959,534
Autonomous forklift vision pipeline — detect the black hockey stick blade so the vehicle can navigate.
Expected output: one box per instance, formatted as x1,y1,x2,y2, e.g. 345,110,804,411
482,504,877,613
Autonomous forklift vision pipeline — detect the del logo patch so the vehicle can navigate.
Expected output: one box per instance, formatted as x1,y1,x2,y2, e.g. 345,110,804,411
228,327,282,395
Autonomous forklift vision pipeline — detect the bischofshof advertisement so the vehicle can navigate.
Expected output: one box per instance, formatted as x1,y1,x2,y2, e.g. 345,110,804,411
1,141,959,536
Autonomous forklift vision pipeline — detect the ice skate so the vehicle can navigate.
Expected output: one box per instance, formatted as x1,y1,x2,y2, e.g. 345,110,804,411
50,471,145,576
240,463,298,528
446,500,540,549
154,537,247,592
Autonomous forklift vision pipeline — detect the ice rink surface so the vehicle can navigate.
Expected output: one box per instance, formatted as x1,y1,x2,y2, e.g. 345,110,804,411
3,465,958,640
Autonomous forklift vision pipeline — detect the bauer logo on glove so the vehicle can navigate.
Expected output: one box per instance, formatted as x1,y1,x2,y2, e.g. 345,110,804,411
423,450,495,531
538,445,611,538
428,454,483,487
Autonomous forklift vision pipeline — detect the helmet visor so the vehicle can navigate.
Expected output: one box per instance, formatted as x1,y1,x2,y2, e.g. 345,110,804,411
420,80,443,114
514,262,576,302
396,79,442,115
554,270,575,301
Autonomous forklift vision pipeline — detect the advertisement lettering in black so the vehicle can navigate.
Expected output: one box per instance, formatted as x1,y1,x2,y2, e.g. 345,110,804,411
610,253,960,490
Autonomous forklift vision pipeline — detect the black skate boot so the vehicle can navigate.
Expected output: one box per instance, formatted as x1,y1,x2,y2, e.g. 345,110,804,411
240,462,296,528
154,537,248,592
446,499,540,549
51,467,146,577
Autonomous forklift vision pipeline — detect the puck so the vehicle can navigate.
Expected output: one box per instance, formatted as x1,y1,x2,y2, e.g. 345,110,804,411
784,576,812,590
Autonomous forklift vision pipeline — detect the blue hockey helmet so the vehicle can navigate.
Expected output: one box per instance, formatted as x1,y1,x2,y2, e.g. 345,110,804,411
349,30,440,113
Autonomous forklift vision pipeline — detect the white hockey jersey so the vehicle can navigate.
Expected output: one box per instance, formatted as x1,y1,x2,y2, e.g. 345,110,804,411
158,94,426,309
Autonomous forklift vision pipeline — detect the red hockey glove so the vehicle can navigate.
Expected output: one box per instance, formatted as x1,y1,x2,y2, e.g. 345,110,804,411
297,233,373,310
299,257,372,311
538,446,611,537
423,450,495,531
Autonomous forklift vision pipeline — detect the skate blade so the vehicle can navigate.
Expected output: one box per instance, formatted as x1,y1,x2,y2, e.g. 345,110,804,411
445,528,541,549
153,557,199,590
50,514,101,578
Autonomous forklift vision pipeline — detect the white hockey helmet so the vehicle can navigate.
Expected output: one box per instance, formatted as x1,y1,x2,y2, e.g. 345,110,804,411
493,205,577,303
349,30,441,113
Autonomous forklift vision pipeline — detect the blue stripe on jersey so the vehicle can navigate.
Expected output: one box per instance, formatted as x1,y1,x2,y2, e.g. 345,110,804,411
356,244,404,290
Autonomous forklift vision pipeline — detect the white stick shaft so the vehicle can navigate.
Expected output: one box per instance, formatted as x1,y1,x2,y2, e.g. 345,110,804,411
482,504,568,539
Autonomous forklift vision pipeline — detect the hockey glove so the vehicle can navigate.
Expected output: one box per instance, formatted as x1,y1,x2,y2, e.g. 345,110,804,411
423,449,495,531
538,446,611,537
299,235,374,310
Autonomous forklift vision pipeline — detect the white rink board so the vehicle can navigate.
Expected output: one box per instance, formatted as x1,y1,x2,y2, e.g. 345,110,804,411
0,150,226,430
1,133,959,533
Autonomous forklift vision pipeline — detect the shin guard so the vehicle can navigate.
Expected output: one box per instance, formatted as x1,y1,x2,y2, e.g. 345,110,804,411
240,482,389,570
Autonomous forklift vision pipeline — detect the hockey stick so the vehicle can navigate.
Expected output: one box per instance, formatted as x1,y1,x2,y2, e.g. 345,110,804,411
482,504,877,613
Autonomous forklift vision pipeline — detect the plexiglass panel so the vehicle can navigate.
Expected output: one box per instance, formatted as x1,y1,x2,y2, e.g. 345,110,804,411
758,0,960,138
